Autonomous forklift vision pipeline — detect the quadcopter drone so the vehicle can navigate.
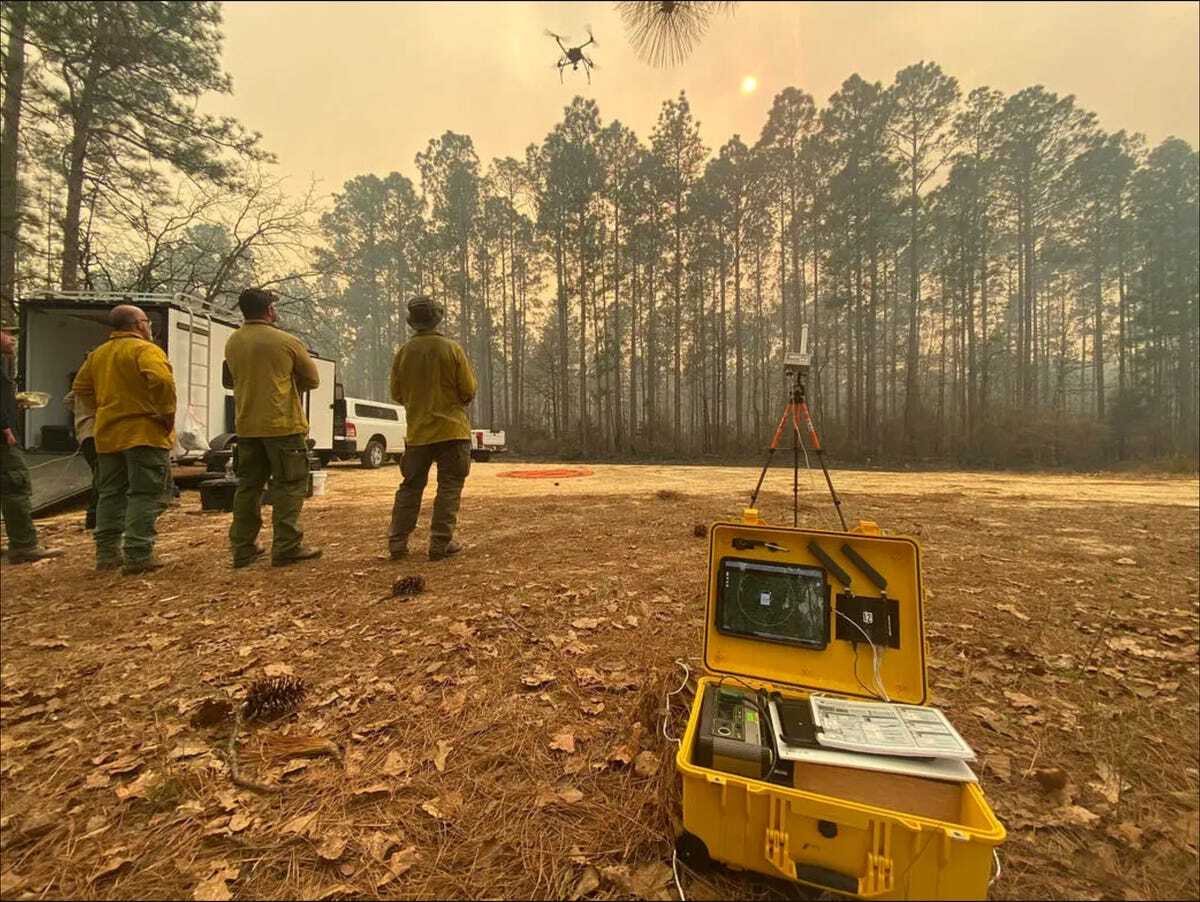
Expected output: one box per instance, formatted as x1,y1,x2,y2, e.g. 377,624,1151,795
546,27,597,83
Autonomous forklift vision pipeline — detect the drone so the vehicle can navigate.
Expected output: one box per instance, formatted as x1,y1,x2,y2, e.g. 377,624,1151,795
546,27,597,83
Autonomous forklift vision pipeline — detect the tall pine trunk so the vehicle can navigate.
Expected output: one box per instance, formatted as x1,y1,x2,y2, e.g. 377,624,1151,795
0,0,29,321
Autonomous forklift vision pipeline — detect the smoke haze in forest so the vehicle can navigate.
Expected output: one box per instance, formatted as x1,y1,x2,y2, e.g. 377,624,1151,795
205,1,1200,190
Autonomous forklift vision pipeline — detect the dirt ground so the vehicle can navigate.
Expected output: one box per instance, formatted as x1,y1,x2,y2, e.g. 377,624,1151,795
1,462,1197,901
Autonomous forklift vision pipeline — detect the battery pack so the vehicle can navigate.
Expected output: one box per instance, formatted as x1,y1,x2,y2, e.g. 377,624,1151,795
692,685,771,780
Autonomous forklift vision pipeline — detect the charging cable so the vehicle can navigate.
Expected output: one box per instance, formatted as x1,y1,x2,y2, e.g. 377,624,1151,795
834,609,890,702
662,660,691,745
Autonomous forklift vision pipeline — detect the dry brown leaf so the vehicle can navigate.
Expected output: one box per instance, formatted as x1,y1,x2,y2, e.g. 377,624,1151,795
352,783,391,802
420,790,463,821
558,787,585,804
365,831,405,863
631,861,675,901
608,745,634,767
91,854,133,882
86,771,112,789
1056,804,1101,828
570,866,601,900
571,617,604,630
316,833,349,862
1107,821,1144,848
600,865,634,893
202,816,231,837
169,744,209,761
115,770,158,801
550,731,577,754
382,751,411,777
228,813,252,833
432,740,453,773
193,864,239,902
1089,763,1129,806
440,690,467,716
374,846,418,888
314,883,355,900
1115,557,1137,566
995,603,1030,622
522,670,556,689
1003,690,1040,711
217,790,239,812
103,755,144,776
580,700,605,716
280,811,318,837
280,759,309,778
634,750,660,778
983,753,1012,783
264,662,294,677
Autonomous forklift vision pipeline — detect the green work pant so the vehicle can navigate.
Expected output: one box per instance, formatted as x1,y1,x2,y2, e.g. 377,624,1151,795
388,439,470,553
230,434,308,563
95,446,171,564
0,442,39,551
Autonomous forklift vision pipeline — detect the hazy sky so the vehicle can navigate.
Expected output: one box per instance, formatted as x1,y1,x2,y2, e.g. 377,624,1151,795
205,1,1200,195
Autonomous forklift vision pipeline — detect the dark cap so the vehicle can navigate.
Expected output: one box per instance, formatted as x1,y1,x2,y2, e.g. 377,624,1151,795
407,296,444,329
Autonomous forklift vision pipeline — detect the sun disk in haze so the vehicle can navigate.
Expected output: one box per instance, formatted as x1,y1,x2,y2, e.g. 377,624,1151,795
741,75,758,94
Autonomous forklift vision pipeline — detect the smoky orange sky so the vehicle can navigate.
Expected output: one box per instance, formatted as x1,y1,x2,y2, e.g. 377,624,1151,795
205,1,1200,193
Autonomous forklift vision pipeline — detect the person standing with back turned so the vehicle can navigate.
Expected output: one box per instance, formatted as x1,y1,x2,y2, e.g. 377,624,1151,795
223,288,322,568
71,305,175,574
388,296,477,561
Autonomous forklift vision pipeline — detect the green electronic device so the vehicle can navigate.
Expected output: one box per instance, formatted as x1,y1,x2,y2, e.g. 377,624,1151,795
692,684,772,780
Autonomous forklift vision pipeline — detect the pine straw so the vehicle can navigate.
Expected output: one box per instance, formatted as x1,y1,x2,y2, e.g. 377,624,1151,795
1,468,1197,901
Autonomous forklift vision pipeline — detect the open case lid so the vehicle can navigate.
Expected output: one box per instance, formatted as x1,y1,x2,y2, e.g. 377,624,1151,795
704,521,928,705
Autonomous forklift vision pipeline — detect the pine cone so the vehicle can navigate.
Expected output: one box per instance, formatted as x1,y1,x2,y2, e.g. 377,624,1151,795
392,575,426,598
242,676,307,722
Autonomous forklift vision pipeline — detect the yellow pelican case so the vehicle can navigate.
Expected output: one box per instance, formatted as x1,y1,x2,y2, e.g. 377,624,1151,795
675,520,1006,899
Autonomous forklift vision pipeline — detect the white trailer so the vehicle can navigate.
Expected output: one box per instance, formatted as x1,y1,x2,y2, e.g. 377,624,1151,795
17,291,335,509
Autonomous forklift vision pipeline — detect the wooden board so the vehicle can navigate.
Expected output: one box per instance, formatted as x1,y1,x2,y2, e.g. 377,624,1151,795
792,761,964,824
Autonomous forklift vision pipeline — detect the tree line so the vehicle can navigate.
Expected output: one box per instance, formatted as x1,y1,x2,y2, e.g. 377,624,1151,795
307,73,1197,468
3,3,1197,468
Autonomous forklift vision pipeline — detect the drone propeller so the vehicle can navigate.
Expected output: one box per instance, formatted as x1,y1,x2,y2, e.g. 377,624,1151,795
583,24,597,47
544,28,565,40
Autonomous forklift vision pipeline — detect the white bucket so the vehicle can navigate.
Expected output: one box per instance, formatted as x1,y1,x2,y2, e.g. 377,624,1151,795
311,470,328,497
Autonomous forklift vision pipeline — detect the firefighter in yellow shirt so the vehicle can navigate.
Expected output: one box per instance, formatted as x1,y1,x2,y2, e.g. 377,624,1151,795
71,305,176,574
223,288,322,568
388,296,478,561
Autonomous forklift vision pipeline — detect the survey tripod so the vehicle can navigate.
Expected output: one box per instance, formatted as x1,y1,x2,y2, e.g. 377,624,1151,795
746,325,847,531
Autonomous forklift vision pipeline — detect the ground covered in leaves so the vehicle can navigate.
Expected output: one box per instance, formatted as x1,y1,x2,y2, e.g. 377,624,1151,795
1,462,1197,901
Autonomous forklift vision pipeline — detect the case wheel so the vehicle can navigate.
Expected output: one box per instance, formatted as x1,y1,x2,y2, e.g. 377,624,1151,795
674,831,714,870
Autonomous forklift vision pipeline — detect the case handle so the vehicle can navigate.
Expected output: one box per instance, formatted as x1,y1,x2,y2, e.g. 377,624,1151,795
764,799,895,897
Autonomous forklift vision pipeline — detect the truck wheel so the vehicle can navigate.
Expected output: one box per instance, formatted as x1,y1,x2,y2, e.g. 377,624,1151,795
361,439,386,469
471,449,492,463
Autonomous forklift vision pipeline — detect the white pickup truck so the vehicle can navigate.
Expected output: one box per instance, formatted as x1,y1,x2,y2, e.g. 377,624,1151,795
470,429,506,462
